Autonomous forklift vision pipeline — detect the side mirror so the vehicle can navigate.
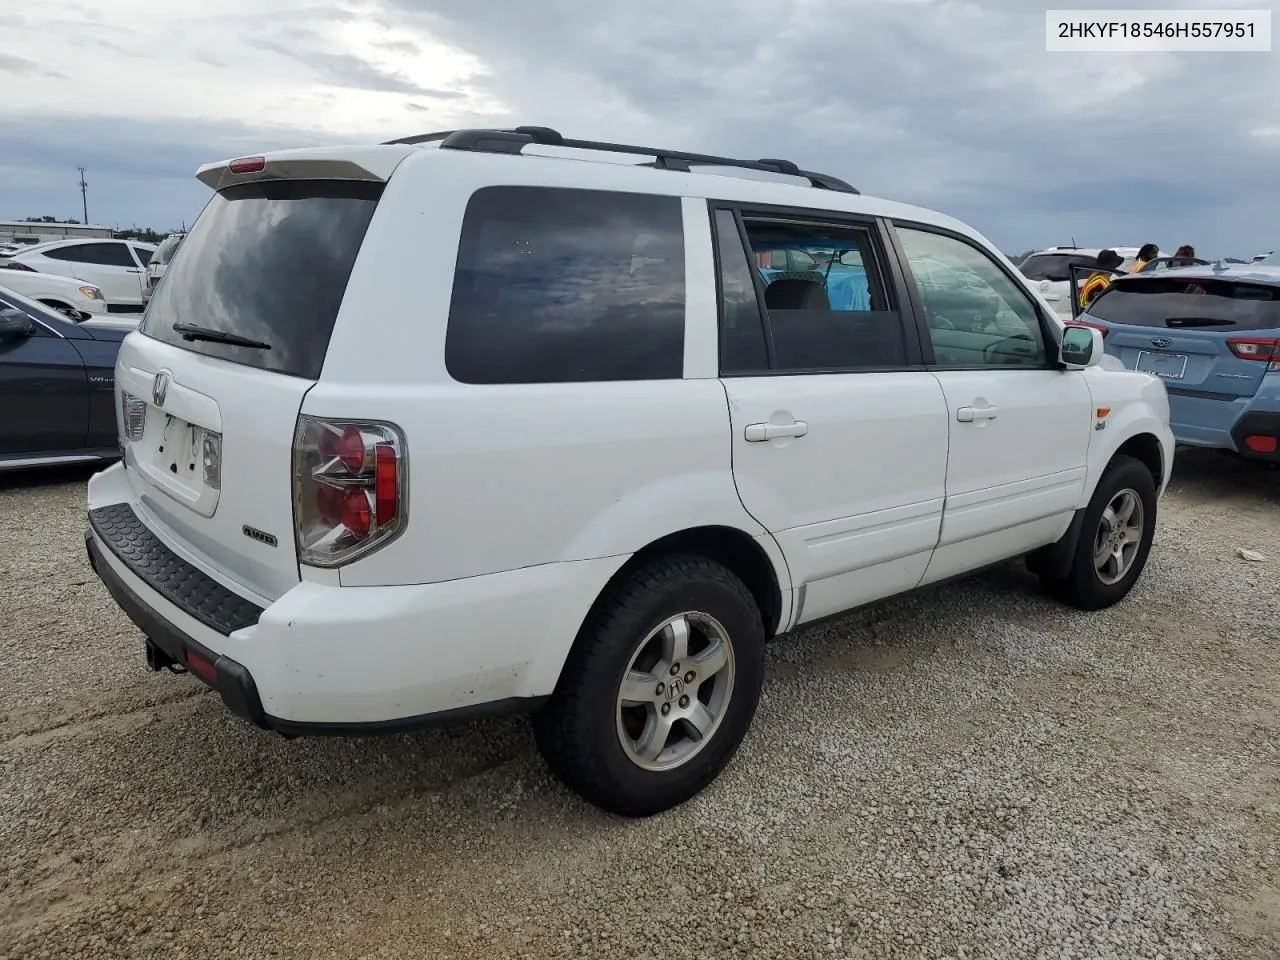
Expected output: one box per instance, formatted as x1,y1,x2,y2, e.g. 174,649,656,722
0,307,35,338
1061,324,1103,369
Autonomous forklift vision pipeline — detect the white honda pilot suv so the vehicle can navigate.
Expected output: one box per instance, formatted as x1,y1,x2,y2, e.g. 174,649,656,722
85,126,1174,817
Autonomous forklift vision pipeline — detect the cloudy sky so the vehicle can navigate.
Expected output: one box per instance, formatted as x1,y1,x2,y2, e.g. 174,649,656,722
2,0,1276,256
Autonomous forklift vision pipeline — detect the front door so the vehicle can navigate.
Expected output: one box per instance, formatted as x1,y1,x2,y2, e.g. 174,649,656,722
892,224,1093,584
0,305,87,456
711,206,949,626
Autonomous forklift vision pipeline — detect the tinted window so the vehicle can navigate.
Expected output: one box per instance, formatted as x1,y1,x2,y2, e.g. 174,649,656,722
742,218,905,370
76,242,138,267
897,226,1048,368
153,235,183,265
446,186,685,384
140,179,382,380
40,244,87,263
1088,276,1280,332
714,209,769,373
1019,253,1096,282
133,246,153,267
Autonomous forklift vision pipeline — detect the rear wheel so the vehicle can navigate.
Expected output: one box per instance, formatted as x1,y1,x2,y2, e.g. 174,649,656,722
1041,454,1157,610
533,555,765,817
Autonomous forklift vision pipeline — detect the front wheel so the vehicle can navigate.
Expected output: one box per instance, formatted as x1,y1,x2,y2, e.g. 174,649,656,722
1041,454,1158,610
533,555,766,817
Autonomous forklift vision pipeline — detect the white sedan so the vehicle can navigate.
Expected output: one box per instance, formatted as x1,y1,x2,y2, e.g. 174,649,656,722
0,265,107,317
3,238,157,312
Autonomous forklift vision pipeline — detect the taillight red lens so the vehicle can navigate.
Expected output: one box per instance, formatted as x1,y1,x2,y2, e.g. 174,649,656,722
292,418,407,567
229,156,266,174
340,488,372,537
1227,338,1280,362
337,426,366,472
375,444,398,523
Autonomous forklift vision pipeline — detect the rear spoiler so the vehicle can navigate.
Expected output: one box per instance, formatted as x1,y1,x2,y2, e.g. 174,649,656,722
195,156,387,191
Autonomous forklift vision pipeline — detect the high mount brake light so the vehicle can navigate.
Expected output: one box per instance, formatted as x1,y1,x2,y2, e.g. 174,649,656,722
292,417,407,567
229,156,266,174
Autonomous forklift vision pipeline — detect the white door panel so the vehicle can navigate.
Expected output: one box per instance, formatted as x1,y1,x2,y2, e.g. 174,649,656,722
723,372,949,624
922,369,1092,580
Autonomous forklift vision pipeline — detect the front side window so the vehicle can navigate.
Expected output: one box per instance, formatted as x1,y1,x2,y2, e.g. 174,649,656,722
133,246,153,267
897,226,1048,368
736,217,905,371
446,186,686,385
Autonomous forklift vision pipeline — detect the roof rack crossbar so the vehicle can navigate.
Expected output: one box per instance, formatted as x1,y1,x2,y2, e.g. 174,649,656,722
382,126,858,194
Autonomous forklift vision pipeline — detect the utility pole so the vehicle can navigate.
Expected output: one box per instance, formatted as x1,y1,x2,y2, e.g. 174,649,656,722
77,166,88,225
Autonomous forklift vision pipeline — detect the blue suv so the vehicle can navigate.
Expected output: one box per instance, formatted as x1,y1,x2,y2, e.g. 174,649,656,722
1076,263,1280,461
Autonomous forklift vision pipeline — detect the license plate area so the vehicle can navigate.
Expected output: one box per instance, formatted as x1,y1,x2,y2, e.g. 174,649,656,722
135,411,222,516
1134,350,1188,380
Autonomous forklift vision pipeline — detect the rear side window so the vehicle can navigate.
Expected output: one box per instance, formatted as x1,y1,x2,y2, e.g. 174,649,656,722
735,216,905,371
140,180,382,380
40,244,87,262
446,186,685,384
1089,277,1280,332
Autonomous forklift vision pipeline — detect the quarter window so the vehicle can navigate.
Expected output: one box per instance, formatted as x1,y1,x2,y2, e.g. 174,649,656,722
897,227,1048,368
446,186,686,385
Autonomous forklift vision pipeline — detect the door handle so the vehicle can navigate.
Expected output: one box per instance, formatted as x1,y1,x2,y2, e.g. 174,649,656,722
745,420,808,442
956,405,998,423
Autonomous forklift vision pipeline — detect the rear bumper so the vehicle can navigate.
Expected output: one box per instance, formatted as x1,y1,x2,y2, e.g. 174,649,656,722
84,464,623,732
1167,386,1280,459
1230,410,1280,461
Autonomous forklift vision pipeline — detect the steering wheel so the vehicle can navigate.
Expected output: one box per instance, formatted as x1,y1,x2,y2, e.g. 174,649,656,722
983,333,1034,364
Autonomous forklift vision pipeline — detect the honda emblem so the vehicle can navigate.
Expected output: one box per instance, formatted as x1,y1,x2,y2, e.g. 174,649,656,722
152,371,170,407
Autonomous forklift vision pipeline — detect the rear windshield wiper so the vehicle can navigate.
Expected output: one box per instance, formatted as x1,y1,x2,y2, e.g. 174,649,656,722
1163,316,1234,328
172,322,272,350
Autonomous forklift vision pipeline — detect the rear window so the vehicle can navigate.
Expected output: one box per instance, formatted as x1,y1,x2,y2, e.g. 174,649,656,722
140,180,382,380
445,186,685,384
153,234,183,265
1088,276,1280,332
1019,254,1096,282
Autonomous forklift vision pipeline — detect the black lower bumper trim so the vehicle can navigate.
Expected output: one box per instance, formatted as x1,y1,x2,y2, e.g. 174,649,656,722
87,530,268,728
86,530,546,737
1231,411,1280,461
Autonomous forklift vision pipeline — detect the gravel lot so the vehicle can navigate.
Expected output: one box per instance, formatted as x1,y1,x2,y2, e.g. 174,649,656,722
2,449,1278,960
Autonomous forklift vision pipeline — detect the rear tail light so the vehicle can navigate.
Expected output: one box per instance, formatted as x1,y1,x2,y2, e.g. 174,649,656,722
1227,337,1280,371
1066,320,1109,337
292,417,407,567
122,392,147,441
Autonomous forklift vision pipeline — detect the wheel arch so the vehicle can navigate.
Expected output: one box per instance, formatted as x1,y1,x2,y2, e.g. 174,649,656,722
580,525,788,643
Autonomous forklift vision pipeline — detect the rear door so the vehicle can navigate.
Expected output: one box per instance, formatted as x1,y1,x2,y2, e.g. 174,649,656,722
891,223,1092,583
67,242,145,307
714,205,949,625
116,176,385,602
1085,274,1279,401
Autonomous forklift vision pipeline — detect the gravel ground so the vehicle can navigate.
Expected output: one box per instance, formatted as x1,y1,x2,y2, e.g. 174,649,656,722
2,448,1278,960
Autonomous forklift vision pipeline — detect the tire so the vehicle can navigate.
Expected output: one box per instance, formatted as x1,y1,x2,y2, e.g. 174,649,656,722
1040,454,1157,611
532,554,766,817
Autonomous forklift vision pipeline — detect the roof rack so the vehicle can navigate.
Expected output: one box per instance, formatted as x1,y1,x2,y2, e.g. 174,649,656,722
382,126,858,194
